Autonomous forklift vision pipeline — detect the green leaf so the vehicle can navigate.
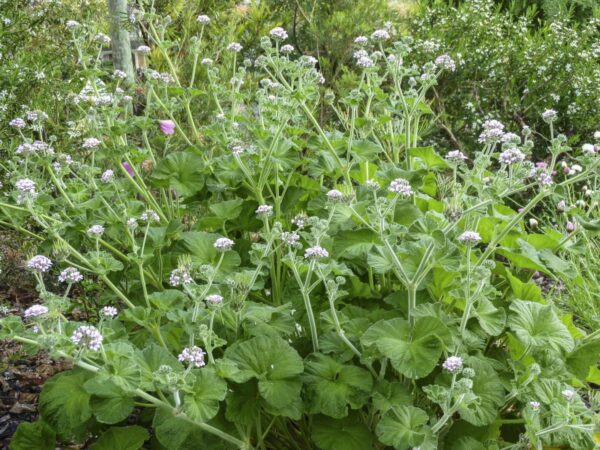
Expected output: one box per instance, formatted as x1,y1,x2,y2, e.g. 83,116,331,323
409,147,449,170
38,370,92,440
475,299,506,336
224,336,304,409
102,342,142,392
367,247,393,274
303,353,373,418
506,272,543,303
183,367,228,422
508,301,574,354
351,139,383,161
457,358,505,426
225,381,262,427
393,202,423,226
179,231,241,274
148,289,187,311
90,395,134,424
209,198,244,221
332,229,380,259
152,407,205,450
151,152,205,196
89,426,149,450
567,340,600,380
9,421,56,450
376,405,431,450
134,344,182,390
450,437,488,450
362,317,450,379
372,381,411,414
85,251,124,275
85,375,134,424
312,413,373,450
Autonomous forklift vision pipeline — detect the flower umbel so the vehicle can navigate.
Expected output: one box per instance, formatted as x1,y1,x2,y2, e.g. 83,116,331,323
214,238,234,252
458,231,481,244
178,346,206,367
442,356,463,373
58,267,83,283
388,178,413,197
24,305,49,318
71,325,103,351
304,246,329,259
27,255,52,272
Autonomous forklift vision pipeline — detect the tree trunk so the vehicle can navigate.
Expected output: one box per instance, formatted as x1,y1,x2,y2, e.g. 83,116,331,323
108,0,135,84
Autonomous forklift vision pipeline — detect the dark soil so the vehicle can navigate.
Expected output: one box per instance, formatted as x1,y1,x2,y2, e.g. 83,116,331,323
0,341,72,448
0,276,71,448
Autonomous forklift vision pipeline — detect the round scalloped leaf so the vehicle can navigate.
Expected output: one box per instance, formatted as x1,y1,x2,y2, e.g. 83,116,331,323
312,413,373,450
361,317,450,379
376,405,431,450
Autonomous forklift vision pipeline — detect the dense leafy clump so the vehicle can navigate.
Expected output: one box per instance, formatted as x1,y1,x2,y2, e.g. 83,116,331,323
410,0,600,147
1,2,600,450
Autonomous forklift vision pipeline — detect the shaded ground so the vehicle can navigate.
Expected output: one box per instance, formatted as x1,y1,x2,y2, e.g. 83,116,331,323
0,341,71,447
0,246,72,447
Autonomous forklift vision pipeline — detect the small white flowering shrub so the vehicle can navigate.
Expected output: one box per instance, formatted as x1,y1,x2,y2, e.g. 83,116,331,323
410,0,600,146
2,6,600,450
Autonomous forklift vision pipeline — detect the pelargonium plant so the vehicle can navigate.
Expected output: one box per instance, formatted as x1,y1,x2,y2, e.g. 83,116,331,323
1,9,600,450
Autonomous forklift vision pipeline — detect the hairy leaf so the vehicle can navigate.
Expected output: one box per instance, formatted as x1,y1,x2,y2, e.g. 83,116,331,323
303,353,373,418
362,317,450,379
509,301,574,354
376,405,431,450
89,426,149,450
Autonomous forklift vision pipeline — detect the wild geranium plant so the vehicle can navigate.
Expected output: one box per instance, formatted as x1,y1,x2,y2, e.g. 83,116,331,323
2,6,600,450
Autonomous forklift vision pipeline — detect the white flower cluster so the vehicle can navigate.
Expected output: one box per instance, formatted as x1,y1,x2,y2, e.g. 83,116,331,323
101,306,118,318
388,178,413,197
16,141,54,156
169,268,192,287
58,267,83,283
499,147,526,165
304,246,329,259
446,150,467,161
541,109,558,123
205,294,223,305
227,42,243,53
269,27,288,41
145,70,174,84
26,255,52,272
101,169,114,183
442,356,463,373
326,189,344,202
82,137,101,149
87,224,105,237
178,346,206,367
71,325,103,351
434,54,456,72
281,231,300,246
214,237,234,251
140,209,160,223
24,304,48,318
371,29,390,41
457,231,481,244
478,119,505,144
94,33,111,44
15,178,37,203
256,204,273,216
9,118,26,128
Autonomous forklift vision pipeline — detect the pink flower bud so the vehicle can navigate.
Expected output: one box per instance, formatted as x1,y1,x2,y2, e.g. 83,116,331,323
566,221,576,232
159,120,176,135
122,161,134,176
